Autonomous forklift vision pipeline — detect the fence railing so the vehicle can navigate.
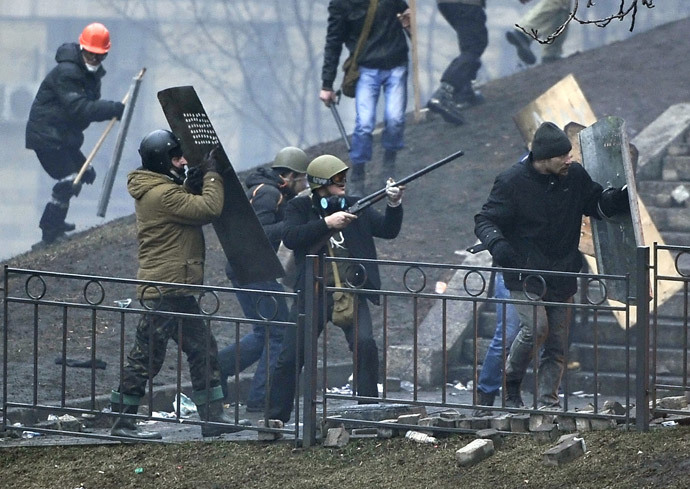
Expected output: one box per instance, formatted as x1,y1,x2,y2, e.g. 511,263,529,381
4,245,688,445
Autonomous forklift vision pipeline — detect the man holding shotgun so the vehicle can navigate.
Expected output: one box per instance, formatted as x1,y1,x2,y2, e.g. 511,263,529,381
25,22,124,245
264,155,404,425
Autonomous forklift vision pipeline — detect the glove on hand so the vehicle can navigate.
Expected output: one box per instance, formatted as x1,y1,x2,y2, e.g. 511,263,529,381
385,178,404,207
82,166,97,185
113,102,125,121
184,166,204,195
489,239,521,269
599,185,629,218
202,146,223,174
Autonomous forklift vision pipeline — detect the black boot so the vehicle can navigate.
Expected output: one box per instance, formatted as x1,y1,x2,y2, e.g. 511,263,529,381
426,82,464,125
110,402,162,440
39,201,69,244
472,390,496,417
505,30,536,65
505,379,524,408
453,85,485,109
197,400,251,437
348,164,366,197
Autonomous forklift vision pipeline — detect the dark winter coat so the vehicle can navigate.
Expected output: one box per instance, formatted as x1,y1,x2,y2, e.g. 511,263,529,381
282,194,403,303
25,42,123,152
321,0,409,90
474,155,604,301
244,167,295,251
127,168,224,300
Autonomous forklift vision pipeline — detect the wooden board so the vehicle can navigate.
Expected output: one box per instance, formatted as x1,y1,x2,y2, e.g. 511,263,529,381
157,86,284,285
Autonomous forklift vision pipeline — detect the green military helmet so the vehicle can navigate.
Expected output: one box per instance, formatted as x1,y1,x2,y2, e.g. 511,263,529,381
272,146,310,174
307,155,349,190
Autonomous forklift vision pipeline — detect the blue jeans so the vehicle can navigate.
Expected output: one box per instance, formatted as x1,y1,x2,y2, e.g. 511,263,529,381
350,65,408,166
217,280,289,407
477,273,520,396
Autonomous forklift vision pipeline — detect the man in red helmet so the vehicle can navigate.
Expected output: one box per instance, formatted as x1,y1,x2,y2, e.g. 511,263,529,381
26,22,124,245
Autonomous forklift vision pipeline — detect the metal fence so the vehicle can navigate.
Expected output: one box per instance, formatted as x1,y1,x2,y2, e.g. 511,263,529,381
2,267,298,442
4,245,687,445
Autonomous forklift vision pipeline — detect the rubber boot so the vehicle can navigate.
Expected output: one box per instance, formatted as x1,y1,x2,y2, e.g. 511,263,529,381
197,400,251,437
110,403,162,440
505,379,524,408
39,201,69,244
472,390,496,417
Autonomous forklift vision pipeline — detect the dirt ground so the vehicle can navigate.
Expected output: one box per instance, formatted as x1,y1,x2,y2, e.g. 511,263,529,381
2,16,690,488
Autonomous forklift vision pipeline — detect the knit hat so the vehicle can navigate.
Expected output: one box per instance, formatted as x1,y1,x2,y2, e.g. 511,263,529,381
531,122,572,160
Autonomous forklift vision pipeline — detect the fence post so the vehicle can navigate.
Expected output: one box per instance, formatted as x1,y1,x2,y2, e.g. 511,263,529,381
302,255,319,447
635,246,650,431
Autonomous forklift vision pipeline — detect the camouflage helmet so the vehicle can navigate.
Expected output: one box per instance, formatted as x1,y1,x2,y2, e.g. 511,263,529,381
272,146,309,174
307,155,349,190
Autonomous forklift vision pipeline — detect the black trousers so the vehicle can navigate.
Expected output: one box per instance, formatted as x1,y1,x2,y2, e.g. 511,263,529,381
438,3,488,91
266,295,379,423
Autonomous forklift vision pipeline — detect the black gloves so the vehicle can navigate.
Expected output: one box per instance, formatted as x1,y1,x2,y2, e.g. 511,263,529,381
599,185,629,218
184,166,204,195
202,146,223,174
113,102,125,121
489,239,521,268
82,166,96,185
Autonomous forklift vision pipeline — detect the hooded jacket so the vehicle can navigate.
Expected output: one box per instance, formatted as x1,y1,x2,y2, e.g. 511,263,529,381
321,0,409,90
127,168,224,300
25,42,123,151
244,167,296,251
474,155,604,301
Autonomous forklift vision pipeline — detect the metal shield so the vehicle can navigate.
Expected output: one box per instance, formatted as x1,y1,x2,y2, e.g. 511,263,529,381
157,86,284,285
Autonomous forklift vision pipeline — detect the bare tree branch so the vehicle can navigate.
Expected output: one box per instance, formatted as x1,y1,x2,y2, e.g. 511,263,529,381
517,0,655,45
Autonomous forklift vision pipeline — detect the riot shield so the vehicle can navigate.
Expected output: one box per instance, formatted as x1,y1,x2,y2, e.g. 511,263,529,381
157,86,284,285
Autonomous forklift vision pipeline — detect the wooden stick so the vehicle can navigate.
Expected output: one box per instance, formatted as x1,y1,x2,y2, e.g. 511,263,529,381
409,0,424,122
73,87,133,186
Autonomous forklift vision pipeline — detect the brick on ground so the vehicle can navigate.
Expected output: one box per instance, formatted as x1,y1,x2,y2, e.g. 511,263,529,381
455,438,495,467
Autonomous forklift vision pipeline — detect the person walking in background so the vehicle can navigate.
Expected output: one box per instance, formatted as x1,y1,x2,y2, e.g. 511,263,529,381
427,0,487,125
319,0,411,195
110,130,248,440
25,22,124,245
218,147,310,413
506,0,572,65
474,122,629,409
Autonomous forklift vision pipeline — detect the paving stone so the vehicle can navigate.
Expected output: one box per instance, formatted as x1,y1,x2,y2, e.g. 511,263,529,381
257,419,284,441
543,436,586,466
656,396,689,410
351,427,378,436
532,424,559,443
529,413,557,431
455,438,495,467
476,428,504,449
324,427,350,448
556,415,577,432
509,414,530,433
589,418,617,431
602,400,628,416
386,377,402,392
490,415,512,431
575,418,591,432
397,413,421,425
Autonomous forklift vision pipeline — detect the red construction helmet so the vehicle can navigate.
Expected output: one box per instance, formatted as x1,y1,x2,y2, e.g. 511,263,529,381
79,23,111,54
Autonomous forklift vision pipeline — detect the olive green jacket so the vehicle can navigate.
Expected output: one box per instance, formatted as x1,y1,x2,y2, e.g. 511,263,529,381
127,168,224,299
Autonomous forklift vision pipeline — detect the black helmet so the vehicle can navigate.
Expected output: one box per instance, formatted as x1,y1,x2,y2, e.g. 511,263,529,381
138,129,184,176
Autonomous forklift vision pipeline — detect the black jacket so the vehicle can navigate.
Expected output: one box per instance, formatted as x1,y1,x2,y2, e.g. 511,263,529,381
321,0,409,90
25,42,123,152
244,167,296,251
282,194,403,302
474,155,604,301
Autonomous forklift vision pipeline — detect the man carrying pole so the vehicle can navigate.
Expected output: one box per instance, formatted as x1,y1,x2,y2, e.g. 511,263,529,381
25,22,124,245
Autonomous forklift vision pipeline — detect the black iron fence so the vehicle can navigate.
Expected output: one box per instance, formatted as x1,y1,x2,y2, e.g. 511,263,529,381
3,245,689,445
